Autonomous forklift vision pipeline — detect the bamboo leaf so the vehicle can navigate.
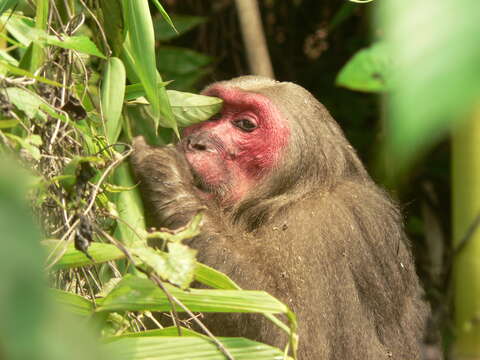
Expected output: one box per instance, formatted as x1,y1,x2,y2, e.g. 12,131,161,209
121,0,177,134
124,81,170,101
2,14,105,58
125,87,222,127
46,36,106,58
113,163,147,246
149,0,178,34
122,0,160,118
167,90,223,127
43,241,125,270
50,289,94,317
131,244,196,289
98,275,289,314
0,61,63,86
194,262,240,290
101,57,126,144
105,335,289,360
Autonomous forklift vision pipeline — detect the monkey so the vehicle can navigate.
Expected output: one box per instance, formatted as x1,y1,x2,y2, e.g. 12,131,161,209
130,76,429,359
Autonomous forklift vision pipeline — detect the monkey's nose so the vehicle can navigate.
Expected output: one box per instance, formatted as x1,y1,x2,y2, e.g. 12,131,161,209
186,133,210,151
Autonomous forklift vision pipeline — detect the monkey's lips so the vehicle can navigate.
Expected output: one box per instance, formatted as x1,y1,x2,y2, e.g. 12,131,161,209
182,146,230,192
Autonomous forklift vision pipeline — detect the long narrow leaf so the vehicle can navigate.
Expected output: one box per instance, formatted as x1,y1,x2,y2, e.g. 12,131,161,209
101,57,126,144
105,336,288,360
106,336,289,360
43,241,125,270
122,0,177,134
97,275,289,314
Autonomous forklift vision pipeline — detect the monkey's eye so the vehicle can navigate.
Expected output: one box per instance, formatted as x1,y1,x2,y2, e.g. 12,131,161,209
232,118,257,132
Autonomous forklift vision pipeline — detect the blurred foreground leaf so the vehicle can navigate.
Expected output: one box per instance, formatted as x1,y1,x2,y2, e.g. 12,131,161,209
378,0,480,174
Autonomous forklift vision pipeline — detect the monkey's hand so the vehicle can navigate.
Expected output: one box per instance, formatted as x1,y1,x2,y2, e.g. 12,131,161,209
130,136,204,229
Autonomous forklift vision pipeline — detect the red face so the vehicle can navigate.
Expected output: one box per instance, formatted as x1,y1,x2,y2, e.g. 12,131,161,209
181,85,290,205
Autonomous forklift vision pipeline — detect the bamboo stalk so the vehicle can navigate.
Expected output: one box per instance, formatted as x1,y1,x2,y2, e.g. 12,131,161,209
452,110,480,359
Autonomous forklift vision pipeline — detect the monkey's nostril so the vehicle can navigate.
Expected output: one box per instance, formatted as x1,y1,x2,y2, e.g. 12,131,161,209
193,143,207,151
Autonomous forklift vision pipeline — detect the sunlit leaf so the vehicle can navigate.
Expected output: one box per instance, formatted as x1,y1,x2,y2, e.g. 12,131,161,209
131,244,196,289
122,0,166,126
2,14,105,58
105,335,289,360
98,275,289,314
101,57,126,144
43,241,125,270
167,90,223,127
336,42,391,93
149,0,178,34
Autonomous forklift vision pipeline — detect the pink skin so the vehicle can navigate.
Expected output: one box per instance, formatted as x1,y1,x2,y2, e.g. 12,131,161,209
181,85,290,205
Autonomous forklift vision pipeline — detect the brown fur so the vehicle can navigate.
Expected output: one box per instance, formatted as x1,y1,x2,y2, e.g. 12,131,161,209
131,76,428,359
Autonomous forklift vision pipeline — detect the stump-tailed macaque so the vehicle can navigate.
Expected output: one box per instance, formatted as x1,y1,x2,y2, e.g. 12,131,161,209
131,76,428,359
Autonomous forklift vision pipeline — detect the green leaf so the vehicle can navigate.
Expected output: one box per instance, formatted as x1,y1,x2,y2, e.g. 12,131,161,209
47,35,106,58
378,0,480,173
101,57,126,144
43,241,125,270
336,42,391,93
126,90,222,127
0,0,18,16
149,0,178,34
99,0,124,56
5,133,42,160
2,87,47,120
124,81,170,101
50,289,94,317
0,60,63,87
0,119,19,128
194,262,241,290
30,0,48,71
2,14,105,58
167,90,223,127
110,326,205,339
98,275,289,314
153,15,205,41
122,0,164,125
105,335,289,360
131,244,197,289
113,163,147,246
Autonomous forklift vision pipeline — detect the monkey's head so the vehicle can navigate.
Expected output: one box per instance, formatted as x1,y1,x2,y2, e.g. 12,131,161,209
181,76,368,211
